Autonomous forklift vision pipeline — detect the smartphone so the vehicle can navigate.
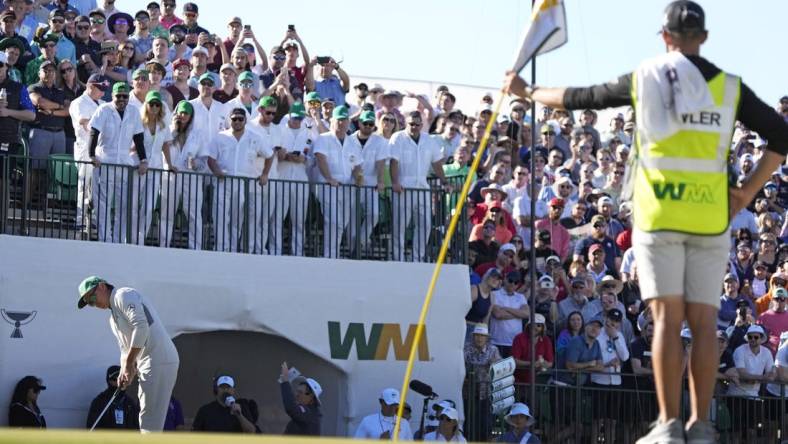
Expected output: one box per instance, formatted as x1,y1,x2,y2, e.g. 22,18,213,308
288,24,295,31
244,24,251,31
290,151,301,156
316,56,330,65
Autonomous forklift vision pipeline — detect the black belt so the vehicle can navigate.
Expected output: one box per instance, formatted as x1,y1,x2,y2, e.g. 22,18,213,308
34,126,64,132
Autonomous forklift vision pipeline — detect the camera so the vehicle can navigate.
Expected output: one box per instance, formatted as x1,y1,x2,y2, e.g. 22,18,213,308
244,24,251,31
288,24,295,32
316,56,330,65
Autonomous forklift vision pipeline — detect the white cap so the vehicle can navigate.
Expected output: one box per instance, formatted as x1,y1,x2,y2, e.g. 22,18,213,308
434,400,455,412
747,324,766,337
598,196,614,206
546,255,561,265
305,378,322,404
440,407,459,421
538,275,555,289
191,46,209,57
370,83,384,92
616,144,630,153
477,103,493,114
499,243,516,254
216,375,235,387
531,313,546,325
380,388,400,406
472,324,489,336
482,91,493,99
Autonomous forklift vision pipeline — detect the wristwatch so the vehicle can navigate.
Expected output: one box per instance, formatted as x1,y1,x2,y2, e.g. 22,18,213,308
525,85,539,99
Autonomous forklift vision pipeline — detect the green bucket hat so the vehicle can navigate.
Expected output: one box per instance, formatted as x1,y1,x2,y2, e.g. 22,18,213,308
112,82,130,95
258,96,277,108
175,100,194,115
145,90,162,103
77,276,105,309
359,110,376,123
332,105,349,120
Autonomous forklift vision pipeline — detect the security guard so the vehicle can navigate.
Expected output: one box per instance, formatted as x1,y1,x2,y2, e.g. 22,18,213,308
279,362,322,436
504,1,788,442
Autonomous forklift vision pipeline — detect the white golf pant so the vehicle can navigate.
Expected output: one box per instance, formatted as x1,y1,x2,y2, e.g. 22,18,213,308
76,161,95,228
215,177,247,253
137,362,179,433
316,184,352,259
129,170,160,246
159,171,204,249
348,187,380,255
391,188,432,262
95,165,132,243
270,180,309,256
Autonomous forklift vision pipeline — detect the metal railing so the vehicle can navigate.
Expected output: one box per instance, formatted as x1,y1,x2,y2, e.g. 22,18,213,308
462,368,788,443
0,154,468,263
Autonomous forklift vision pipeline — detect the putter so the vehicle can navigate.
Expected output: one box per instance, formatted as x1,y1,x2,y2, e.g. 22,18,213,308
89,387,121,431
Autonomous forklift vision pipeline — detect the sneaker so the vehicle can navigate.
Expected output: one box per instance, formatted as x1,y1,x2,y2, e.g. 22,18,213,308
636,418,686,444
685,420,716,444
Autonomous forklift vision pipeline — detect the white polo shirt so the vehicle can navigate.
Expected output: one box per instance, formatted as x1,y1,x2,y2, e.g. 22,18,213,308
89,102,144,165
731,343,774,397
591,327,630,386
489,289,527,348
313,132,363,184
353,412,413,440
249,120,283,180
164,125,205,172
278,124,312,182
345,132,389,186
189,97,228,154
213,129,273,178
69,93,103,161
388,130,443,189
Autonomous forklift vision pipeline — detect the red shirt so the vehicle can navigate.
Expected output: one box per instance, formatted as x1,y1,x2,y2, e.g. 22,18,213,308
160,14,183,31
471,203,517,235
511,332,554,383
757,310,788,355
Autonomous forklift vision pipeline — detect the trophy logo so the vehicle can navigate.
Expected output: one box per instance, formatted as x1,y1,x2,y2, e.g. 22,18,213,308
1,309,37,339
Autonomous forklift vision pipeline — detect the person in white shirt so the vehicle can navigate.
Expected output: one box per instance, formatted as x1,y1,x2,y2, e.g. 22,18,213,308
389,111,450,262
131,90,172,246
249,96,284,255
223,71,259,126
590,309,630,444
314,105,362,258
77,276,179,432
501,165,529,214
160,100,206,249
489,271,529,357
69,74,106,229
88,82,146,244
353,388,413,440
345,110,389,255
729,324,775,398
422,407,465,442
274,102,312,256
208,107,273,253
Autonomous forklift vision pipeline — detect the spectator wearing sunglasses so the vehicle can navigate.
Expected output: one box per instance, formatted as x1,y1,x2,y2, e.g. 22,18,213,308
574,215,621,272
71,15,100,81
0,9,32,62
718,273,753,329
728,325,774,439
8,376,47,428
755,273,788,315
758,287,788,354
260,45,299,103
158,0,183,31
489,271,529,358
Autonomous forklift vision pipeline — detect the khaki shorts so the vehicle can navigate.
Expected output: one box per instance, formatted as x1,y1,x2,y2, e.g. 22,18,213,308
633,228,730,308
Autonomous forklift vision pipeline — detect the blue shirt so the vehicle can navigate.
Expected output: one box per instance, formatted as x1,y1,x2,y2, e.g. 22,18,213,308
313,76,345,106
719,294,754,329
574,236,620,272
47,0,96,15
560,334,602,385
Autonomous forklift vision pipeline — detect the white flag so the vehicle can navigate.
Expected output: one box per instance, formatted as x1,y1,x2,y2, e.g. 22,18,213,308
511,0,568,73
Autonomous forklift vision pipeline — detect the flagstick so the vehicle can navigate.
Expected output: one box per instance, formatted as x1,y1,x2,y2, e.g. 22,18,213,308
529,0,539,409
391,93,506,442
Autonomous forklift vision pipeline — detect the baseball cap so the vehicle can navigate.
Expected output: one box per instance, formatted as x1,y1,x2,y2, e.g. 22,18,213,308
191,45,209,57
440,407,459,421
112,82,130,95
77,276,105,308
359,110,376,123
237,71,255,83
587,316,604,327
197,72,214,84
598,196,614,207
145,90,162,103
607,308,623,322
774,287,788,300
134,10,150,20
332,105,349,120
86,74,110,90
283,40,299,49
538,275,555,289
591,214,606,226
146,2,160,9
380,388,400,406
588,243,604,256
38,60,56,71
173,58,191,70
662,0,706,34
220,63,237,74
228,16,242,25
288,102,306,119
746,324,765,337
216,375,234,387
175,100,194,115
735,299,750,309
531,313,546,325
107,365,121,381
258,96,277,108
305,91,321,102
305,378,322,404
499,243,516,255
49,9,65,19
546,255,561,266
183,2,198,13
132,68,149,80
549,197,565,208
472,324,489,336
723,273,737,282
270,45,285,55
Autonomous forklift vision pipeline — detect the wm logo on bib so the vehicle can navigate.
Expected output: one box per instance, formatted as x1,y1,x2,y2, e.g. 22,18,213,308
653,182,715,204
328,321,430,361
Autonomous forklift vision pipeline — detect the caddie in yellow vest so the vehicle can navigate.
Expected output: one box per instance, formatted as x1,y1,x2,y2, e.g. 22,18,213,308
504,1,788,442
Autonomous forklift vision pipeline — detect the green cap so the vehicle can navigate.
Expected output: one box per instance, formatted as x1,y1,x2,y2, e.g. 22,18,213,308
112,82,130,94
132,68,149,80
289,101,306,119
77,276,105,309
359,110,376,123
145,90,162,103
198,72,214,84
238,71,255,83
332,105,349,120
175,100,194,115
39,33,60,46
305,91,321,102
258,96,277,108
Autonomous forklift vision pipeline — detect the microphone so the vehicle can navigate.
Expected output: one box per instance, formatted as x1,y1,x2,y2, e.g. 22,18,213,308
224,395,236,407
409,380,438,399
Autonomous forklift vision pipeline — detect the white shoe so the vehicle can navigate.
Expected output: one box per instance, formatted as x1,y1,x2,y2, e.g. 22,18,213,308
636,418,686,444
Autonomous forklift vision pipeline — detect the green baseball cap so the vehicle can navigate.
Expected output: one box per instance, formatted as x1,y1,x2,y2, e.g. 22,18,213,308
175,100,194,115
198,72,214,84
289,101,306,119
258,96,277,108
77,276,105,309
359,110,376,123
145,90,162,103
39,33,60,46
238,71,254,83
332,105,349,120
112,82,130,94
305,91,321,102
132,68,149,80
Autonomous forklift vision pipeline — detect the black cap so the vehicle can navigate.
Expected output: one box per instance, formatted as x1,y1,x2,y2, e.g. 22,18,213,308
735,299,750,309
183,2,198,13
49,9,65,19
230,107,247,117
607,308,623,322
537,229,551,242
107,365,121,380
146,2,160,9
662,0,706,34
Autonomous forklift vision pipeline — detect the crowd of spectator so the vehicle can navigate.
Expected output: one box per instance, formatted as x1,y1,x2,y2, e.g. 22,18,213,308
3,0,788,441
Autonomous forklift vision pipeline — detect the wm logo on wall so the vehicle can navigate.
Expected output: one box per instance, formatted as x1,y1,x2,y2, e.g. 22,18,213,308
328,322,430,361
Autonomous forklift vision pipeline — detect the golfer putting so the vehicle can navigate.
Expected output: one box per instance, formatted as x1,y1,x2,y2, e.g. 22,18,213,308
78,276,180,432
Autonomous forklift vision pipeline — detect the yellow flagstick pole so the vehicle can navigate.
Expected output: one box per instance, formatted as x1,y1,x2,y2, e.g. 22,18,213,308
392,89,506,441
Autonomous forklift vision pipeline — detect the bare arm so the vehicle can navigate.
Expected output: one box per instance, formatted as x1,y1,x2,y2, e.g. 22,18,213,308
504,71,568,110
304,58,316,91
631,358,653,376
334,61,350,93
491,305,516,320
315,152,337,185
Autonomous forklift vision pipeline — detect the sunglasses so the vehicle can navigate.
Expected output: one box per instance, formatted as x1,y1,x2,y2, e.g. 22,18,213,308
148,101,162,108
77,25,90,30
593,223,605,229
263,111,276,116
51,18,65,24
543,131,556,136
90,18,105,24
747,335,762,340
382,118,396,123
408,122,422,126
60,66,74,73
239,81,253,88
199,81,214,87
273,55,286,61
614,171,625,176
114,19,128,26
114,94,129,99
184,13,196,18
361,122,375,127
230,116,246,122
44,43,57,49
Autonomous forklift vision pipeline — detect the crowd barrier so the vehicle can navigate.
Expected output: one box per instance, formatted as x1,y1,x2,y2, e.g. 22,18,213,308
0,154,468,263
